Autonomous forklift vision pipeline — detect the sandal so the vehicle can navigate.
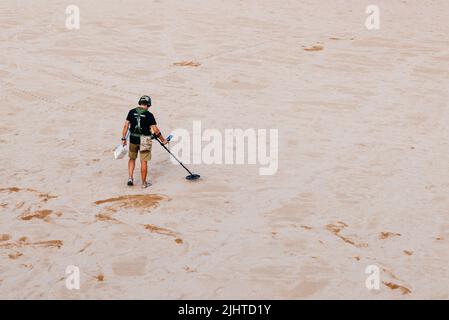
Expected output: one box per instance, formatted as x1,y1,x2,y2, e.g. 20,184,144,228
142,181,152,188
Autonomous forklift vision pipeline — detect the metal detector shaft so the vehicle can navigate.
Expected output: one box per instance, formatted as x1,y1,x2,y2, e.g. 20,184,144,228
154,137,195,176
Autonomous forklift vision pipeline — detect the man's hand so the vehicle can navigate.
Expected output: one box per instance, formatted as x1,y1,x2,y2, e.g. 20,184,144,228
122,139,127,146
151,125,169,145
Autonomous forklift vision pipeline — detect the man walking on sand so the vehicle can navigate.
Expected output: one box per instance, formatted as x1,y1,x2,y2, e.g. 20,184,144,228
121,95,169,188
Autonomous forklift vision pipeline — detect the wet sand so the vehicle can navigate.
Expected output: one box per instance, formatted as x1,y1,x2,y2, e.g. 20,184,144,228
1,0,449,299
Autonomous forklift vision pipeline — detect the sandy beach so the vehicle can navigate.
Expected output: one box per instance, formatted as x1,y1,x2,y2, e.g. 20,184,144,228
1,0,449,299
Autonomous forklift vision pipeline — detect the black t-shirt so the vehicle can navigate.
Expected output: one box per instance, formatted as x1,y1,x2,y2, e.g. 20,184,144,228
126,107,157,145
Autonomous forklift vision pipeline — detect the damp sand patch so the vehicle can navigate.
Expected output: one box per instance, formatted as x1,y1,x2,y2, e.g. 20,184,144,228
93,194,170,224
95,213,121,223
0,237,63,249
0,187,57,202
94,194,170,210
0,234,11,241
20,209,62,222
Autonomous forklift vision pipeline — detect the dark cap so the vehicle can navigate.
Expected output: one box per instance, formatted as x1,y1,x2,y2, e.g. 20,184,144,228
138,95,152,106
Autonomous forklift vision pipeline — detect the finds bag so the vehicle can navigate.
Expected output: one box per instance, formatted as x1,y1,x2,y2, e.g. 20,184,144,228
114,130,130,160
140,135,152,152
114,143,128,160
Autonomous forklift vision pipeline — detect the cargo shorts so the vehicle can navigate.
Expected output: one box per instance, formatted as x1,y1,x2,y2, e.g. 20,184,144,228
129,142,151,161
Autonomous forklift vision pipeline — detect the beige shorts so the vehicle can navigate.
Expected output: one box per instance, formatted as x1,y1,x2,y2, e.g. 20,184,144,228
129,142,151,161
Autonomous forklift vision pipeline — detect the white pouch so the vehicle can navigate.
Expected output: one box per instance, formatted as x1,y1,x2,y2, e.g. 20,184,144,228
140,135,152,152
114,143,128,160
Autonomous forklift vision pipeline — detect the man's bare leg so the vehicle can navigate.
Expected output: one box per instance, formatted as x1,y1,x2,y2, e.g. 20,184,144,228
141,160,148,183
128,159,136,180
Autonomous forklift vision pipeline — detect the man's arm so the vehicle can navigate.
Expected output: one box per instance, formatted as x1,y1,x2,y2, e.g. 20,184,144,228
121,120,130,146
151,125,168,145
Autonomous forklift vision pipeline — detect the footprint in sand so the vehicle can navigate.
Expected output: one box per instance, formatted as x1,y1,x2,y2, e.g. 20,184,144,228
326,222,368,248
0,187,57,202
0,187,58,221
304,45,324,52
0,236,63,249
27,239,63,248
381,267,412,295
20,209,62,222
8,252,23,260
95,213,121,223
173,61,201,67
183,266,197,273
383,281,411,295
144,224,183,244
379,232,401,240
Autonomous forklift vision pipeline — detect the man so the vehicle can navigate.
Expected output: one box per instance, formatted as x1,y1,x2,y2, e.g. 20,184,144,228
121,95,169,188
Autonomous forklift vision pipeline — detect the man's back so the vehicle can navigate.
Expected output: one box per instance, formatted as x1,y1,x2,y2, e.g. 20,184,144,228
126,107,157,145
